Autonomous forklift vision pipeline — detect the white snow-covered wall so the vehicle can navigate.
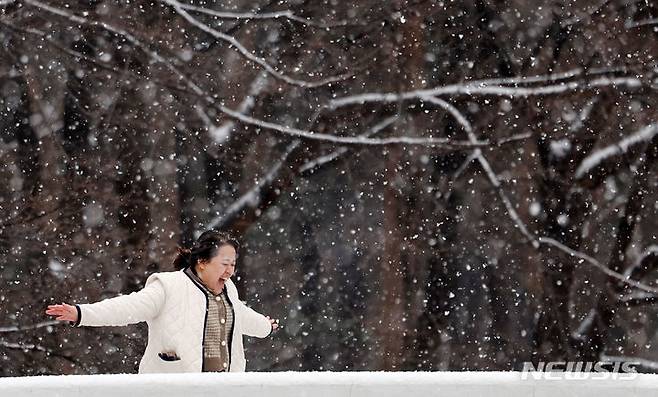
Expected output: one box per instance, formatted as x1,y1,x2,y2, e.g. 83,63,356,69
2,371,658,397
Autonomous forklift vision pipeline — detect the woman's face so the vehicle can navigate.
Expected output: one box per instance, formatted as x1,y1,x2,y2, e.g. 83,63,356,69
198,244,237,289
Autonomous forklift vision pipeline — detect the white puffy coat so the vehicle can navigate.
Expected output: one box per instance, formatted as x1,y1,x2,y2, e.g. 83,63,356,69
72,269,272,373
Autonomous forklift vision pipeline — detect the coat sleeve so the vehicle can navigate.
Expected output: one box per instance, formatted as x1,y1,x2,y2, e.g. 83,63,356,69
236,299,272,338
73,273,166,328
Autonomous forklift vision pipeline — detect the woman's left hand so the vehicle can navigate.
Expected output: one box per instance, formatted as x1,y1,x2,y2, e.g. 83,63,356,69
266,316,279,330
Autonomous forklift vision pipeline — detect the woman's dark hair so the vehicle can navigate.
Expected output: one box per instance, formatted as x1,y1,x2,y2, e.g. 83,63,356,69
173,230,240,273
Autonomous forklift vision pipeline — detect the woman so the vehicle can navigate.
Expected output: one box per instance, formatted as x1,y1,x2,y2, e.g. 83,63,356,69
45,230,278,373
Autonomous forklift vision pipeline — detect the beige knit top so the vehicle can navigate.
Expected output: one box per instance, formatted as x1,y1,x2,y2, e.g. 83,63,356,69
184,267,234,372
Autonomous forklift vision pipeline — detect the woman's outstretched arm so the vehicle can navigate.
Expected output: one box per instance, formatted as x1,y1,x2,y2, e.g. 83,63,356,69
45,273,166,327
236,300,279,338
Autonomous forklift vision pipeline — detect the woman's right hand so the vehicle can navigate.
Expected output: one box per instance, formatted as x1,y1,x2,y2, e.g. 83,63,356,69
45,303,78,322
266,315,279,330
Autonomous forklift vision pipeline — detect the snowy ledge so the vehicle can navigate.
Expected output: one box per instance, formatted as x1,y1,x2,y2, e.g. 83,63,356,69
2,371,658,397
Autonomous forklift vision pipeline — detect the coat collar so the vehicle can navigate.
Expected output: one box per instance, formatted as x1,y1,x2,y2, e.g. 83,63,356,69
181,267,238,300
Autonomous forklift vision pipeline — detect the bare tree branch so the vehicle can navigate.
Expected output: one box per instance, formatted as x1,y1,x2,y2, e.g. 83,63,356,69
601,354,658,371
0,340,80,365
1,340,48,352
618,291,658,306
175,3,348,28
0,19,121,73
328,70,652,109
24,0,515,149
562,0,611,27
424,95,539,246
571,308,597,340
424,96,657,299
575,124,658,179
422,97,658,296
538,236,658,295
299,115,398,174
215,109,528,147
452,150,480,180
431,92,658,295
160,0,352,88
623,245,658,282
0,320,61,333
194,71,269,146
206,140,300,231
626,17,658,29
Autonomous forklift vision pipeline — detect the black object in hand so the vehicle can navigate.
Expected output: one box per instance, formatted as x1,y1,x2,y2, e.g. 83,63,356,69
158,352,181,361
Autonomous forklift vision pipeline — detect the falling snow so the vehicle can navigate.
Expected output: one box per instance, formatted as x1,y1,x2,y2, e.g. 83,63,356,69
0,0,657,379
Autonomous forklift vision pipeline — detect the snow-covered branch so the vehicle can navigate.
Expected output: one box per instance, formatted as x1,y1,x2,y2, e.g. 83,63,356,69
478,155,540,246
208,115,398,230
571,308,597,340
0,19,122,75
0,320,61,333
195,71,268,145
299,115,398,174
626,17,658,29
0,340,48,352
600,354,658,371
618,290,658,306
23,0,179,71
464,65,626,87
622,245,658,282
452,150,479,179
0,340,79,364
213,104,526,147
561,0,611,27
328,70,649,109
415,98,657,295
205,141,299,231
575,124,658,179
538,236,658,294
437,101,658,294
567,97,598,133
423,96,539,246
26,0,515,150
175,3,348,28
159,0,351,88
422,96,654,294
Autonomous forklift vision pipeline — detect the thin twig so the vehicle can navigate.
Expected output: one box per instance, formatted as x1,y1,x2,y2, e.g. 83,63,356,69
160,0,352,88
328,71,650,109
424,95,538,246
176,3,348,28
24,0,504,149
425,97,658,294
299,115,398,173
538,237,658,295
0,320,61,333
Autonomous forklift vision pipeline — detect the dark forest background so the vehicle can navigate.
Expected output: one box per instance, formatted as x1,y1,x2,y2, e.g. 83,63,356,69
1,0,658,375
